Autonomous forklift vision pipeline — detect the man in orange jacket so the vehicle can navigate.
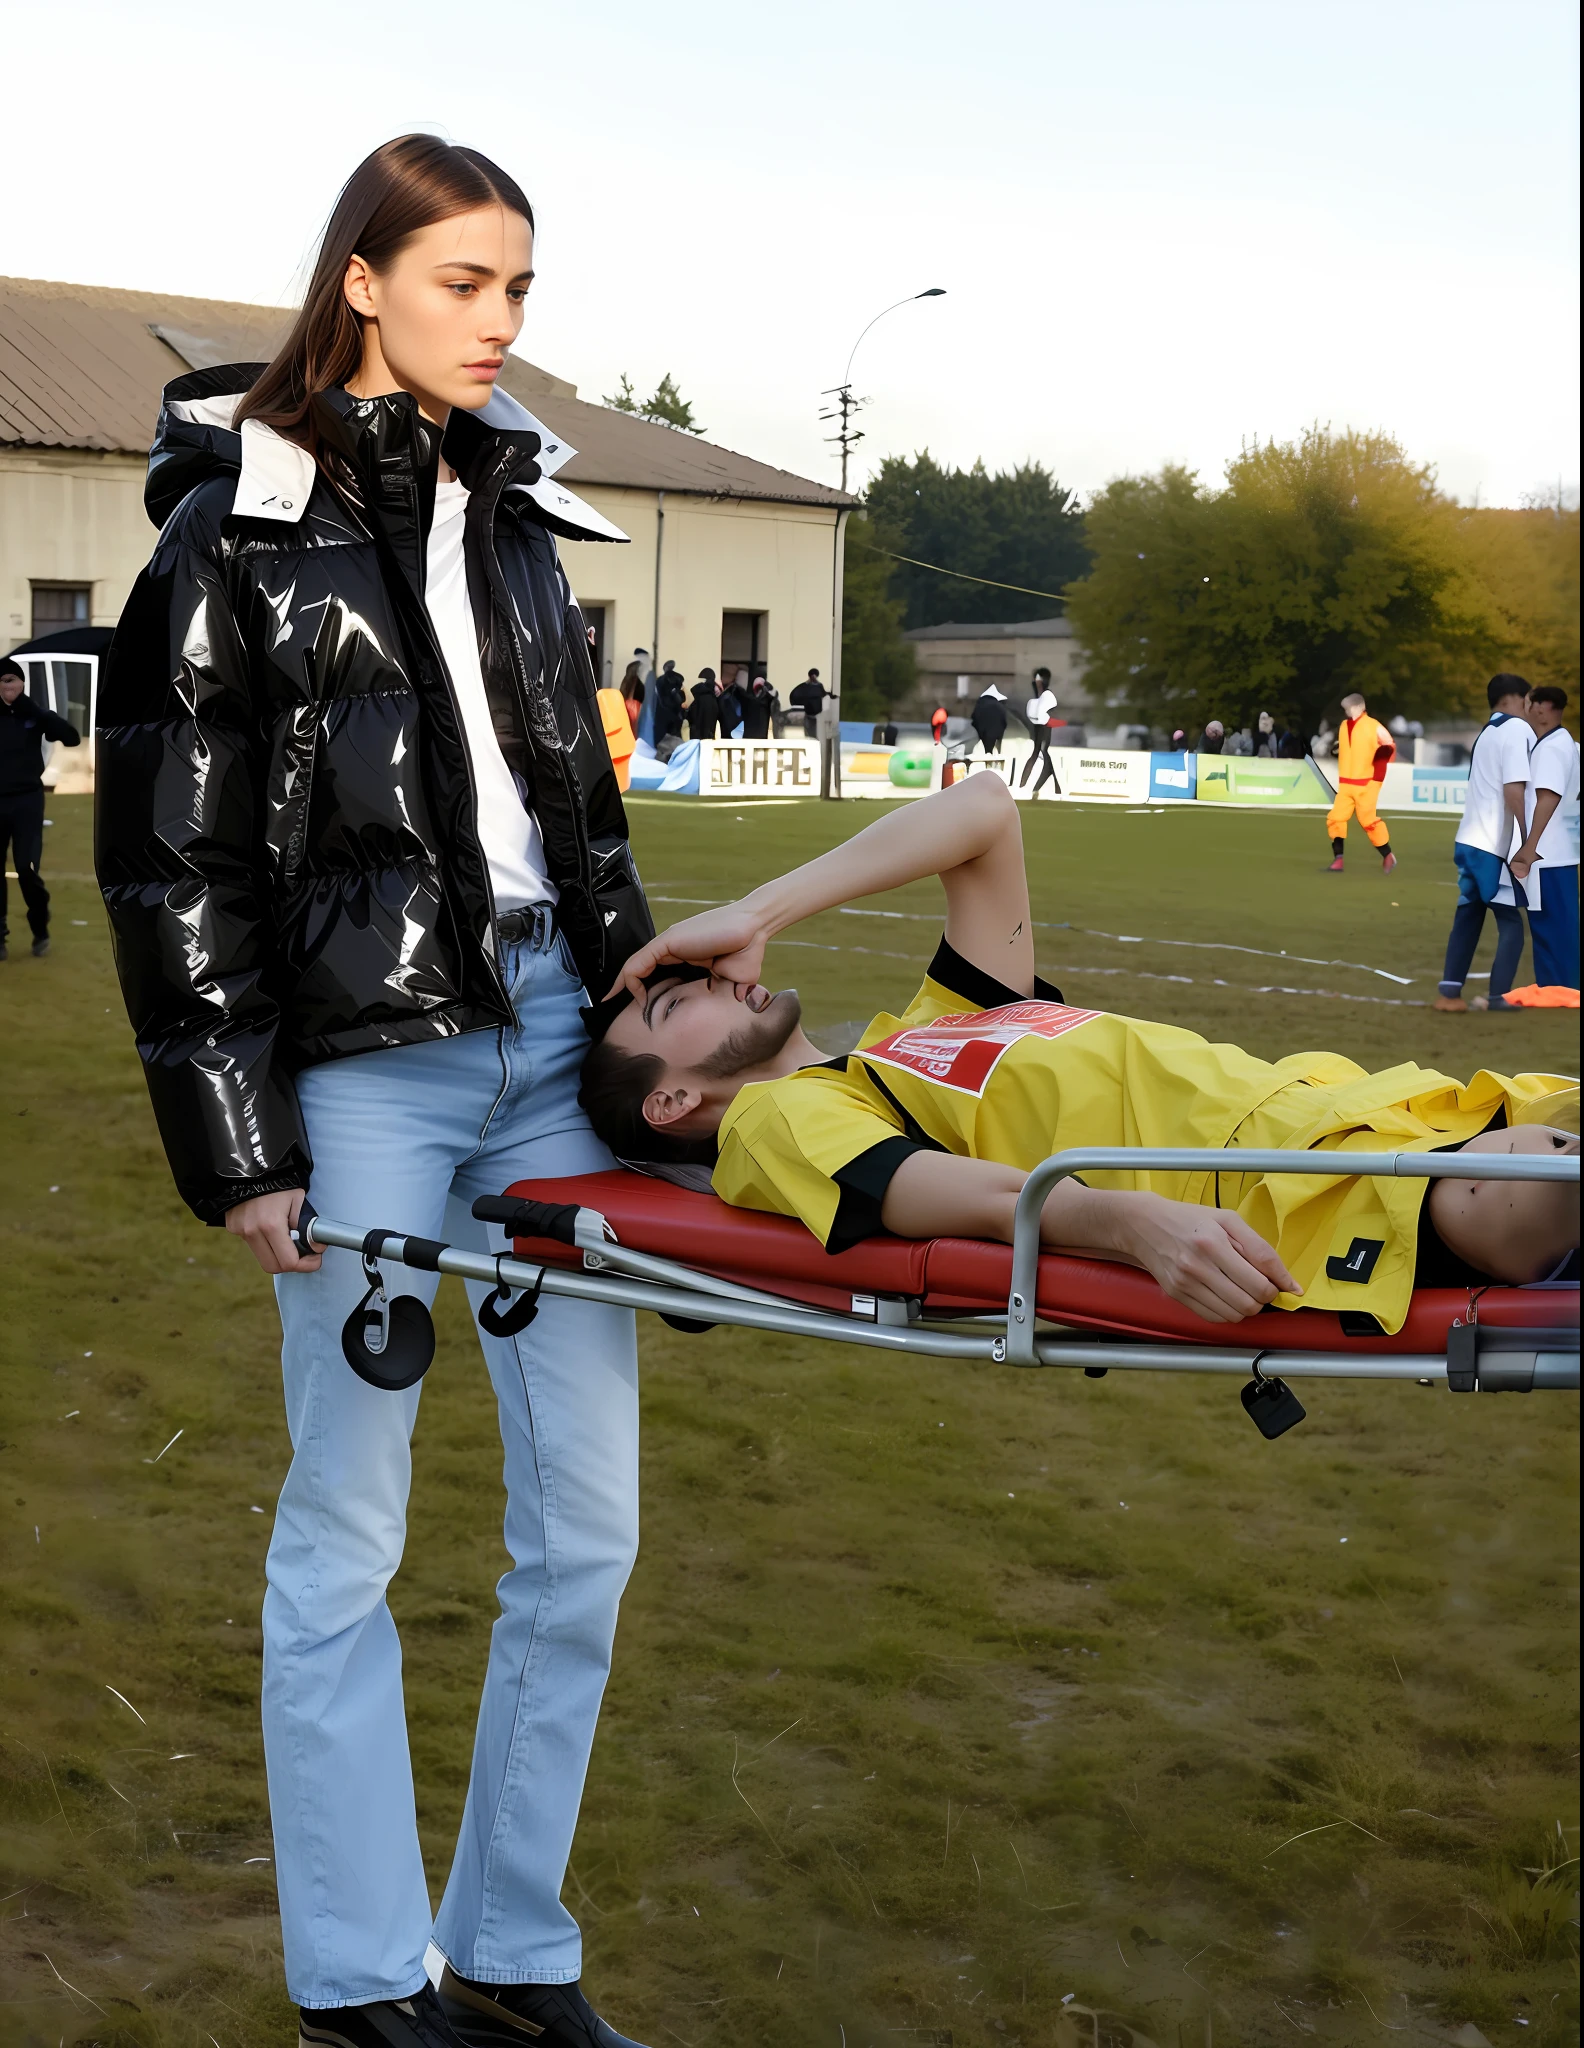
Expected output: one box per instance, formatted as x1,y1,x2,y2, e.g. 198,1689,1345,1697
1325,691,1397,873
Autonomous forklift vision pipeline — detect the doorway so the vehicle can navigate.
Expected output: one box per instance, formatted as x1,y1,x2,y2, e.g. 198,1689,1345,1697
720,610,768,693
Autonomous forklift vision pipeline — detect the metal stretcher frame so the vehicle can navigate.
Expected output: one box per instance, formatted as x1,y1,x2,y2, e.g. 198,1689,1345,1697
299,1147,1580,1393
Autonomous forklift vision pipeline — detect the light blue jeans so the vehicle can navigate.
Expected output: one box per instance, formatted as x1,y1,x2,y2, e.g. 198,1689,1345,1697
264,931,638,2008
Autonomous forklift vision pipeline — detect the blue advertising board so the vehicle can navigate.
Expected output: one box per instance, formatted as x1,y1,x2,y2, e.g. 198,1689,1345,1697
1148,752,1196,799
1409,765,1470,811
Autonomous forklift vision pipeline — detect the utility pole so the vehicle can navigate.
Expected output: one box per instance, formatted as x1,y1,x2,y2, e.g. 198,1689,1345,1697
818,384,864,495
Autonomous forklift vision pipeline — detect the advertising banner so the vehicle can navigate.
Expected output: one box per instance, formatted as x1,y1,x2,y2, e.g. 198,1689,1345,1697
700,738,821,795
1148,752,1196,800
1054,750,1152,802
1398,763,1468,813
1196,756,1332,806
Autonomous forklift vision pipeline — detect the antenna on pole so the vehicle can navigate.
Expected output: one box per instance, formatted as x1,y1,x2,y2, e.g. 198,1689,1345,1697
821,288,945,495
819,384,866,496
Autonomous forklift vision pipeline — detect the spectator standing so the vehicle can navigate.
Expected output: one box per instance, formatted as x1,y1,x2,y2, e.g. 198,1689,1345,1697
653,660,686,742
617,658,645,732
970,684,1009,755
0,655,81,961
930,705,949,745
1199,720,1226,754
738,673,775,739
688,668,721,740
1434,674,1534,1012
1510,684,1580,990
714,674,744,738
789,668,828,738
1019,668,1061,796
1224,726,1254,756
1254,711,1278,757
871,718,899,745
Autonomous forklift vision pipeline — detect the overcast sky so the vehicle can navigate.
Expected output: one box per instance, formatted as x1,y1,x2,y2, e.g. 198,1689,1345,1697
4,0,1577,508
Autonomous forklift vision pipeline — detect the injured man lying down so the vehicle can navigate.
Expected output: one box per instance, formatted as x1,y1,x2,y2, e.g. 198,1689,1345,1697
581,776,1579,1333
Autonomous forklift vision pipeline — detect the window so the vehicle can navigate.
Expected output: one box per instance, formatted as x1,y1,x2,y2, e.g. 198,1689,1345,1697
721,610,768,692
31,583,92,639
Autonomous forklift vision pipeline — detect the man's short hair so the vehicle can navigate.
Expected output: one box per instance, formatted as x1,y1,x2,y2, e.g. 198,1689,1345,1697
1033,666,1051,683
0,656,24,683
1340,692,1366,714
1528,684,1568,711
1489,672,1529,708
579,1034,718,1168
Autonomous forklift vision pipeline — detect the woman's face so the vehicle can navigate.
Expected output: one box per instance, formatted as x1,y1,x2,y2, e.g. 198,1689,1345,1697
344,205,534,422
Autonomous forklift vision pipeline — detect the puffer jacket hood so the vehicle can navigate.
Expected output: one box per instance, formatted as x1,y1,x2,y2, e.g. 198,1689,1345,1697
97,366,653,1224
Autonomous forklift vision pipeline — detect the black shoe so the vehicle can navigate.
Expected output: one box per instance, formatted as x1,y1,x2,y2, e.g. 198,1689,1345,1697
299,1982,470,2048
31,935,49,957
438,1964,651,2047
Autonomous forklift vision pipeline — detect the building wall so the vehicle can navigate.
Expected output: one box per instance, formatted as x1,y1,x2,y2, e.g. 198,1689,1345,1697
1,447,152,646
904,629,1096,722
1,454,844,704
558,486,842,694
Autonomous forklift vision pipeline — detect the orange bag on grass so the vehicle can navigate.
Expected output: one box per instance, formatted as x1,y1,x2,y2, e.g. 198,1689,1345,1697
1501,984,1580,1008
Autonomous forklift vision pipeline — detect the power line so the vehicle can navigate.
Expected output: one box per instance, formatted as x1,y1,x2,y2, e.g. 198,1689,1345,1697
863,544,1071,604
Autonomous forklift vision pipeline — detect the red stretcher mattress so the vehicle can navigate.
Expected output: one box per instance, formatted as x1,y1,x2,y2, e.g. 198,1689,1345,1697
504,1170,1578,1354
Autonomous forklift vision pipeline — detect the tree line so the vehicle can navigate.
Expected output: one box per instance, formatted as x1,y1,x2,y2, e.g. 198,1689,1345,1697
840,431,1580,732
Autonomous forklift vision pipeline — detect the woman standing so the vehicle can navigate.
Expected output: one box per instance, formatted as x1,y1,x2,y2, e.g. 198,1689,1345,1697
97,136,652,2048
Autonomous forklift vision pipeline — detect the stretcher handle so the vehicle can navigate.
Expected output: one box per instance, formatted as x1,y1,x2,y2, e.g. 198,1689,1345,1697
1004,1145,1581,1367
471,1195,582,1246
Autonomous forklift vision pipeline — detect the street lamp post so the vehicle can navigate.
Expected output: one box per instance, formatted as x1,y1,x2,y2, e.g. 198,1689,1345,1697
819,287,945,495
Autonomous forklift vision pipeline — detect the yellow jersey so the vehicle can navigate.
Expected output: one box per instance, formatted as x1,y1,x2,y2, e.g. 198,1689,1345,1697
712,939,1575,1333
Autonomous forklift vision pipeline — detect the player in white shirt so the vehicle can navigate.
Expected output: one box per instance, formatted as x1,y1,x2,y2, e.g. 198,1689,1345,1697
1019,665,1062,797
1435,674,1533,1013
1511,684,1580,989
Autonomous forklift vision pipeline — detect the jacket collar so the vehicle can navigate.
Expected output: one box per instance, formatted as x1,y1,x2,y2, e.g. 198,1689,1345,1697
249,383,627,543
161,366,626,543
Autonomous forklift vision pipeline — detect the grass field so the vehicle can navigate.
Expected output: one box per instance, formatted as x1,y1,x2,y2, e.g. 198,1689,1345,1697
1,793,1577,2048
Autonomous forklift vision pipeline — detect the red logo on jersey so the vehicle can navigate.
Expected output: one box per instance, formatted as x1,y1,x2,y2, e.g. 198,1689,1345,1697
858,1001,1101,1097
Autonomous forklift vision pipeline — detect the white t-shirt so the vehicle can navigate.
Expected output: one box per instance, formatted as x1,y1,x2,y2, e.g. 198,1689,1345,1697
1455,713,1532,859
1026,689,1059,728
1526,725,1581,868
425,477,554,912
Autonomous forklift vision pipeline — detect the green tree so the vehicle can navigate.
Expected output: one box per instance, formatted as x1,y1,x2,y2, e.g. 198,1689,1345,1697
1065,428,1507,740
602,371,706,435
863,453,1089,628
839,513,917,722
1458,505,1580,711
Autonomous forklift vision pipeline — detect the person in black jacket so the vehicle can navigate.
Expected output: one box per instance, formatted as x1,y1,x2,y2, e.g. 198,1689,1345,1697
0,657,81,960
970,684,1009,754
653,659,686,740
788,667,827,737
688,667,721,739
95,136,652,2048
738,672,775,739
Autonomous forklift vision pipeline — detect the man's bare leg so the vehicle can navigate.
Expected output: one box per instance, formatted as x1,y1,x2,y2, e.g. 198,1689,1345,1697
1427,1125,1580,1282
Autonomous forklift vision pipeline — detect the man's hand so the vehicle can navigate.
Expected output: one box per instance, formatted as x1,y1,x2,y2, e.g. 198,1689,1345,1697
225,1188,320,1274
1510,845,1537,883
1113,1193,1299,1323
607,902,770,1006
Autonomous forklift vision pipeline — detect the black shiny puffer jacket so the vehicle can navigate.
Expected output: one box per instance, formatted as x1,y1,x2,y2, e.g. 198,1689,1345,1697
97,366,653,1224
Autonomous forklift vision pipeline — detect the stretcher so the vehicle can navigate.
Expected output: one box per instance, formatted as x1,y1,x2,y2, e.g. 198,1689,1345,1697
296,1146,1579,1437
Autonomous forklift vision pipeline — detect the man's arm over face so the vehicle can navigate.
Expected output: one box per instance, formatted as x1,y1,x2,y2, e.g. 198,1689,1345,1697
608,773,1034,1002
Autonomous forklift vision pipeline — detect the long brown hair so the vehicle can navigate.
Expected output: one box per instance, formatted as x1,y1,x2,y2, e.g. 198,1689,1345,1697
234,133,534,455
